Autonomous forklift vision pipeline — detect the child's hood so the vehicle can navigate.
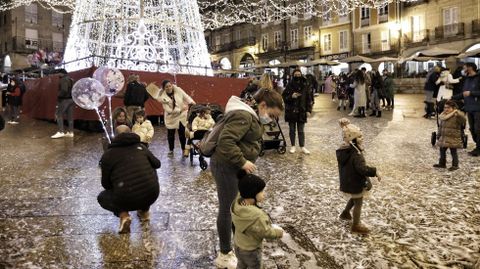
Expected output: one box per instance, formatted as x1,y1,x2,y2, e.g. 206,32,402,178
231,199,265,233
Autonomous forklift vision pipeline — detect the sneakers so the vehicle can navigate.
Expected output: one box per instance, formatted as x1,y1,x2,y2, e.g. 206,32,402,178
8,121,19,125
214,251,237,269
448,166,459,171
118,216,132,234
300,147,310,155
289,146,296,154
351,224,370,234
65,132,74,138
137,210,150,221
51,132,65,139
168,151,174,157
433,164,446,168
339,211,352,221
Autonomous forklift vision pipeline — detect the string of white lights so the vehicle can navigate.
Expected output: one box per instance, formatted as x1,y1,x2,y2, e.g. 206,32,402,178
1,0,418,29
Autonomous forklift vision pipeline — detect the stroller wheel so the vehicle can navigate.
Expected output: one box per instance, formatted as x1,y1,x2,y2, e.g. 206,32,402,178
200,158,208,170
277,146,286,154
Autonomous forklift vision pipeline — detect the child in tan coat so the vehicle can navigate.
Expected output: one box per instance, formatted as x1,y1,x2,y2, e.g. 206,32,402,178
132,109,154,147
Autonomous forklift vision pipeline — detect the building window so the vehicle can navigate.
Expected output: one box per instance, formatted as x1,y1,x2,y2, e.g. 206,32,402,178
290,28,298,49
411,16,424,42
378,5,388,23
25,4,38,24
291,6,298,24
274,31,282,49
361,8,370,27
25,28,38,49
52,11,63,27
224,33,230,44
323,34,332,53
304,26,312,42
52,32,64,52
235,30,241,41
381,31,390,51
362,33,371,53
339,30,348,51
361,7,370,19
274,10,281,22
304,2,313,20
443,7,459,36
262,34,268,51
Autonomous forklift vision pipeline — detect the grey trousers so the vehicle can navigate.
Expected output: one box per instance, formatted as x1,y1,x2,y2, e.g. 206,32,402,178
210,156,239,254
235,246,262,269
56,99,74,132
370,90,381,112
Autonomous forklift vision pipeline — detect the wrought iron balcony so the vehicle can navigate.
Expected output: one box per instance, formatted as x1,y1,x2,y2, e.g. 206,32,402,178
434,23,465,39
404,29,430,46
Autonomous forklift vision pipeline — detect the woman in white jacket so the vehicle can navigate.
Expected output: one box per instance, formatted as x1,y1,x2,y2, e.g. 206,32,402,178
157,80,195,156
436,68,461,101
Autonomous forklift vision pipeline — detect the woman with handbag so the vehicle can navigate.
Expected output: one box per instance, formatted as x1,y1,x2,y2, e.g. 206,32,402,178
436,67,461,102
336,118,381,234
156,80,195,156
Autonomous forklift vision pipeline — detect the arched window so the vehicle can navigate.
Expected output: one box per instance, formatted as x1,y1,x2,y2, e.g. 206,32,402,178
219,57,232,70
239,53,254,69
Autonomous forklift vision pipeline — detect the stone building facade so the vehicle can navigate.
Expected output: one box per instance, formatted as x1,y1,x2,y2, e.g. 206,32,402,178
0,3,72,71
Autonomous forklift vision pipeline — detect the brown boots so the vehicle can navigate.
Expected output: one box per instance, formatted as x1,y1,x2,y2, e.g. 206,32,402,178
340,198,370,234
351,224,370,234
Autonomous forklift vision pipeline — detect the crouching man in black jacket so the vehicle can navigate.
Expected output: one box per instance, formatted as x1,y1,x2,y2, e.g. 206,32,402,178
97,125,161,233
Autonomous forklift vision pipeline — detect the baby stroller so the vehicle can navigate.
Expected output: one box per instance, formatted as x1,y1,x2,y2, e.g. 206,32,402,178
185,104,223,170
431,99,468,148
259,118,287,156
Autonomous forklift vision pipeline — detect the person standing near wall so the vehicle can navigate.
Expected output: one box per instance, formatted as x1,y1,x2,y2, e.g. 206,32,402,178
51,70,75,139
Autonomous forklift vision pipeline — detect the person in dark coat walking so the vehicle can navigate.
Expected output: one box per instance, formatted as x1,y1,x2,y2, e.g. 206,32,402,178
452,65,465,96
336,118,381,234
51,70,75,139
452,62,480,156
124,74,150,121
97,125,161,233
369,71,385,117
424,66,441,119
5,78,22,124
283,69,313,155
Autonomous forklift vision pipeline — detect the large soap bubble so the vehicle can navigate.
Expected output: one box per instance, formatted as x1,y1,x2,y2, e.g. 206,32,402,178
92,67,125,96
72,78,106,110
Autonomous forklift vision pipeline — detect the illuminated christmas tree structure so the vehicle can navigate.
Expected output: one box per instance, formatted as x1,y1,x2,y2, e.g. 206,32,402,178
63,0,212,75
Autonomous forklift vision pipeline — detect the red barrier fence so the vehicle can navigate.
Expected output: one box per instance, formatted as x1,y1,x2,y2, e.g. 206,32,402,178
22,67,248,121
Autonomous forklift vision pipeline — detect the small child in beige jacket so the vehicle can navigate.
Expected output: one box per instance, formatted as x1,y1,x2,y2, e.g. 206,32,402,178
132,109,154,147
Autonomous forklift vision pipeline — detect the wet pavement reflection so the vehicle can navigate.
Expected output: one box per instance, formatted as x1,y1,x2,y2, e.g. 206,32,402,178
0,94,478,268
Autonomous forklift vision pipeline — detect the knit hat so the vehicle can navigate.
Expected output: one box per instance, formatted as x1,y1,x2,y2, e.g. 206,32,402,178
237,170,266,200
338,118,363,144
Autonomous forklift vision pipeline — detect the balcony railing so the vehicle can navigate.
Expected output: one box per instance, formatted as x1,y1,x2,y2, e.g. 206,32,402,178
378,13,388,24
361,17,370,27
473,20,480,36
435,23,464,39
233,37,256,49
12,36,64,52
354,41,399,55
209,37,256,53
404,29,430,45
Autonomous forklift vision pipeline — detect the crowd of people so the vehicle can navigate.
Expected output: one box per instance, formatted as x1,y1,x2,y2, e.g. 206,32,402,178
1,64,479,269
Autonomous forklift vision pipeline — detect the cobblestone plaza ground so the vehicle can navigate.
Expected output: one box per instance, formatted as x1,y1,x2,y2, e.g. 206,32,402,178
0,94,479,269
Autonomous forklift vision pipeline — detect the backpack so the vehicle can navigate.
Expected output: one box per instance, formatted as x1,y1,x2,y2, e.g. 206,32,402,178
197,112,235,157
